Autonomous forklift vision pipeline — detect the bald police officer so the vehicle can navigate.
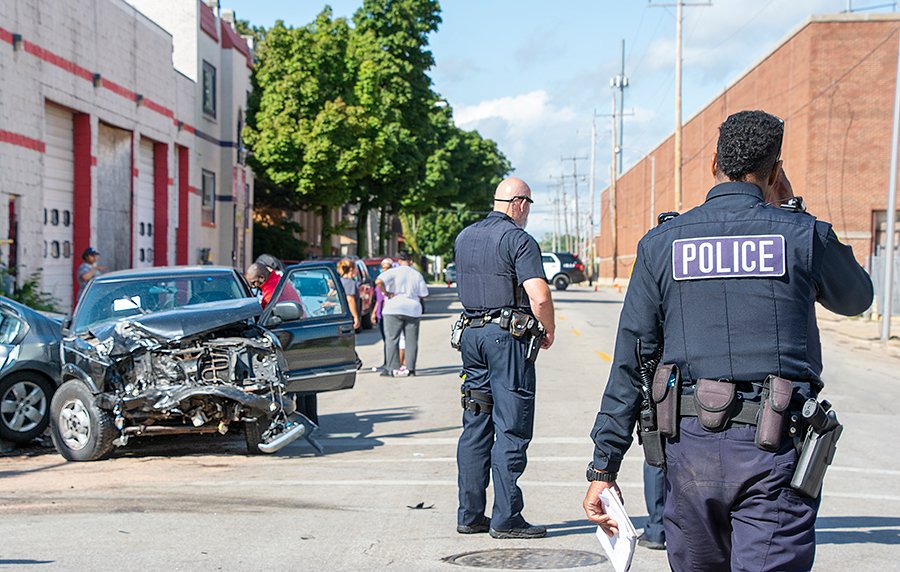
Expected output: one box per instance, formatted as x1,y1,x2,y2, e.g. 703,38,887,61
582,111,873,571
454,177,556,539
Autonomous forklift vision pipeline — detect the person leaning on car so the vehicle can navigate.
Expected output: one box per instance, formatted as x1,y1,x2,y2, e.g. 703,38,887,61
245,262,301,311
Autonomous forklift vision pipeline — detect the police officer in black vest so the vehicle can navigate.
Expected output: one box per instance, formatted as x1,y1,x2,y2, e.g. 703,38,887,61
454,177,556,539
582,111,873,571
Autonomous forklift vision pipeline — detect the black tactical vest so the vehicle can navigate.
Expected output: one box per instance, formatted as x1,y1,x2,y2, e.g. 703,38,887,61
455,212,529,315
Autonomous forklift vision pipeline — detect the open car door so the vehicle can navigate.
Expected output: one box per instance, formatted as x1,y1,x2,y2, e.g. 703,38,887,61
261,264,358,394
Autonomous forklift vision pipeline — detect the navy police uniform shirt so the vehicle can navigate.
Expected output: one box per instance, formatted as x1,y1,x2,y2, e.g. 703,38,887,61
455,211,545,316
590,181,873,473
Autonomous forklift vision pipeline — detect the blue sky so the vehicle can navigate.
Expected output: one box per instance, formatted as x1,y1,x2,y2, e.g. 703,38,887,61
222,0,895,240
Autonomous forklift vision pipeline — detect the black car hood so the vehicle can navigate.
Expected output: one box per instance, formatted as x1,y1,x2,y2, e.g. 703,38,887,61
89,298,262,344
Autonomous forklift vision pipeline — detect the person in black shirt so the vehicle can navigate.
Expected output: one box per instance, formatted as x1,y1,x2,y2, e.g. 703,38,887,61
454,177,556,539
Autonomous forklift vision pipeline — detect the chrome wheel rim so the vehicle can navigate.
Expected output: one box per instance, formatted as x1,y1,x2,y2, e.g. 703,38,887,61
1,380,47,434
59,398,91,450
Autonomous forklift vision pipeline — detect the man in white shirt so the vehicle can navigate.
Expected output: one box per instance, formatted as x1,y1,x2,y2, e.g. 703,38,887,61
375,252,429,377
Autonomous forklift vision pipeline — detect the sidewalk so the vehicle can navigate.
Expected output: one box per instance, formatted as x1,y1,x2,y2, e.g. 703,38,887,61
815,307,900,357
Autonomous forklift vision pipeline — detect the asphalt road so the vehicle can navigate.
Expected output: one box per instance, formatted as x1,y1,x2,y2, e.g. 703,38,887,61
1,286,898,571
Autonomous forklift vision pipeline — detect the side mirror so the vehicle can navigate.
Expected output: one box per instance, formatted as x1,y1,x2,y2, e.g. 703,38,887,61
60,315,72,336
269,301,301,325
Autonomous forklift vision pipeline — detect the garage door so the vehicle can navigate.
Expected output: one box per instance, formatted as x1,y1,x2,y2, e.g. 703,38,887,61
96,123,132,273
42,103,74,310
134,138,155,267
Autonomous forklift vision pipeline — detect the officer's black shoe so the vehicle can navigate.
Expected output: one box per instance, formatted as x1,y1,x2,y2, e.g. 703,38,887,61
457,516,491,534
637,533,666,550
489,523,547,539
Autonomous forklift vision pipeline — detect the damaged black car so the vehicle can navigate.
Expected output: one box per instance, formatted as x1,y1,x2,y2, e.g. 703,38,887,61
50,265,358,461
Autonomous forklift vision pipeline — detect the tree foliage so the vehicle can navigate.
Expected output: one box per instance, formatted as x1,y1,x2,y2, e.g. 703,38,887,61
243,1,511,259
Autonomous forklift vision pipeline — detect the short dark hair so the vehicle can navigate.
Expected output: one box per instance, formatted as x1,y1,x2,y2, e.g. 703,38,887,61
398,251,412,262
715,111,784,182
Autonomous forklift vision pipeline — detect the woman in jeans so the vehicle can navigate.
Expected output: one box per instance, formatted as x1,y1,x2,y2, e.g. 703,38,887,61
337,258,361,331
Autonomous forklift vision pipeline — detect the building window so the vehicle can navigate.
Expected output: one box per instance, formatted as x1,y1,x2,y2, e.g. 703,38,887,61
202,61,217,118
202,169,216,225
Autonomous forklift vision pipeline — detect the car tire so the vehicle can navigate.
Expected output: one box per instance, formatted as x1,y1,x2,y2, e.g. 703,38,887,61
361,311,374,330
49,380,115,461
296,393,318,425
243,417,268,455
0,372,54,444
553,274,570,291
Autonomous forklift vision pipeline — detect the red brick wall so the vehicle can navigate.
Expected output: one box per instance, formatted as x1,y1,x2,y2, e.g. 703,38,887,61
597,16,900,279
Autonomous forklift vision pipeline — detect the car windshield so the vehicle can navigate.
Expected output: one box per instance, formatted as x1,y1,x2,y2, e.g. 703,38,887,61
556,253,580,264
366,264,382,282
72,274,248,333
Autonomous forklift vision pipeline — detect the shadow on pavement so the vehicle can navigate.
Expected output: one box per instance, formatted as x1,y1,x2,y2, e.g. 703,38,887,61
0,560,54,566
0,461,68,478
544,516,651,538
815,516,900,545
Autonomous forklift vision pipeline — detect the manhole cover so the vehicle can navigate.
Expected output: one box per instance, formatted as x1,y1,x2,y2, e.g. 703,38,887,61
444,548,606,569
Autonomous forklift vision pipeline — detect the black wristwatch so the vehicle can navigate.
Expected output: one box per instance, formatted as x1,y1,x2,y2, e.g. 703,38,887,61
586,463,617,482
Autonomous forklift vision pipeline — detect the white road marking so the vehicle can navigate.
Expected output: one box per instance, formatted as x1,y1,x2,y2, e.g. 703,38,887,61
187,479,643,489
316,436,595,445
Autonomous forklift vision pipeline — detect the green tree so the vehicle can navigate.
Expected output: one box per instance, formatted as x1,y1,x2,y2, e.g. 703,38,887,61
349,0,442,255
403,103,510,258
416,207,483,261
244,10,376,251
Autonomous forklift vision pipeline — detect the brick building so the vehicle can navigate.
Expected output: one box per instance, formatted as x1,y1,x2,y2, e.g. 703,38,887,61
0,0,253,311
596,14,900,282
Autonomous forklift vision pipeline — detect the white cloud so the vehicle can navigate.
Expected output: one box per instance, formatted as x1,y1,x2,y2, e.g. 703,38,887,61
454,90,577,133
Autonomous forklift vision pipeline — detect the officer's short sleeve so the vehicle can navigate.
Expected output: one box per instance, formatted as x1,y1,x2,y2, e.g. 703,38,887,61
508,231,545,285
812,221,873,316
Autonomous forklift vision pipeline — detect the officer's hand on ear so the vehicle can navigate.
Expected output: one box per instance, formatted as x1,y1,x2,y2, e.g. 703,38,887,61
769,164,794,204
583,480,622,537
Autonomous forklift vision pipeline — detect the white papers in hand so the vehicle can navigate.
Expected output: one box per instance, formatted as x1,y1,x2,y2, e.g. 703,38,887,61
594,488,638,572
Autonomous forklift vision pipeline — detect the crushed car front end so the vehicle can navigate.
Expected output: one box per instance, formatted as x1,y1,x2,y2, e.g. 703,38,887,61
52,273,316,461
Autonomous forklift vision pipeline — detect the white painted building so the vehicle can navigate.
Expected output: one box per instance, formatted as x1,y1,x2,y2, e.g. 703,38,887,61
124,0,254,271
0,0,253,311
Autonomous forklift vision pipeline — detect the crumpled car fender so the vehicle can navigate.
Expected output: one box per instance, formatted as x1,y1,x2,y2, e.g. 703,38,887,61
118,385,278,416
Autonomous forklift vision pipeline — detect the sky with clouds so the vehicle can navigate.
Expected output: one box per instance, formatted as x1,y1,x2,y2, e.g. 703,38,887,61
222,0,896,241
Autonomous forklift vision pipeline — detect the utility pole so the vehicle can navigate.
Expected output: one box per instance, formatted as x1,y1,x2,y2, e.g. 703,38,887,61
589,115,597,280
650,0,711,210
552,180,562,252
610,93,619,280
550,174,571,252
610,39,629,174
881,29,900,342
650,155,657,231
561,156,588,258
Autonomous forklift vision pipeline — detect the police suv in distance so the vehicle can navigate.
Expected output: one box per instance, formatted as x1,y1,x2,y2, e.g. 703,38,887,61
541,252,586,291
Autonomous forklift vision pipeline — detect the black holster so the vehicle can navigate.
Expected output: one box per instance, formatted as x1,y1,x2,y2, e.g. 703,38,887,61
652,364,680,438
755,375,793,451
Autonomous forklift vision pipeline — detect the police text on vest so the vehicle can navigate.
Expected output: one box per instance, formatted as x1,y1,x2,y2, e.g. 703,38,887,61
672,235,786,280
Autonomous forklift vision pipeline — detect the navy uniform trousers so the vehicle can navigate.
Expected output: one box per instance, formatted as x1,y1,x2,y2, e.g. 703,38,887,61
664,417,819,572
457,322,536,530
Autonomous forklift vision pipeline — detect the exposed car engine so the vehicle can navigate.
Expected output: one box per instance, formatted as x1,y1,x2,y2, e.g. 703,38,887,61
56,300,318,461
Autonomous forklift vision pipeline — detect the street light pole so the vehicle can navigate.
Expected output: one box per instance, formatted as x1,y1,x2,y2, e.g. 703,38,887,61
881,29,900,342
